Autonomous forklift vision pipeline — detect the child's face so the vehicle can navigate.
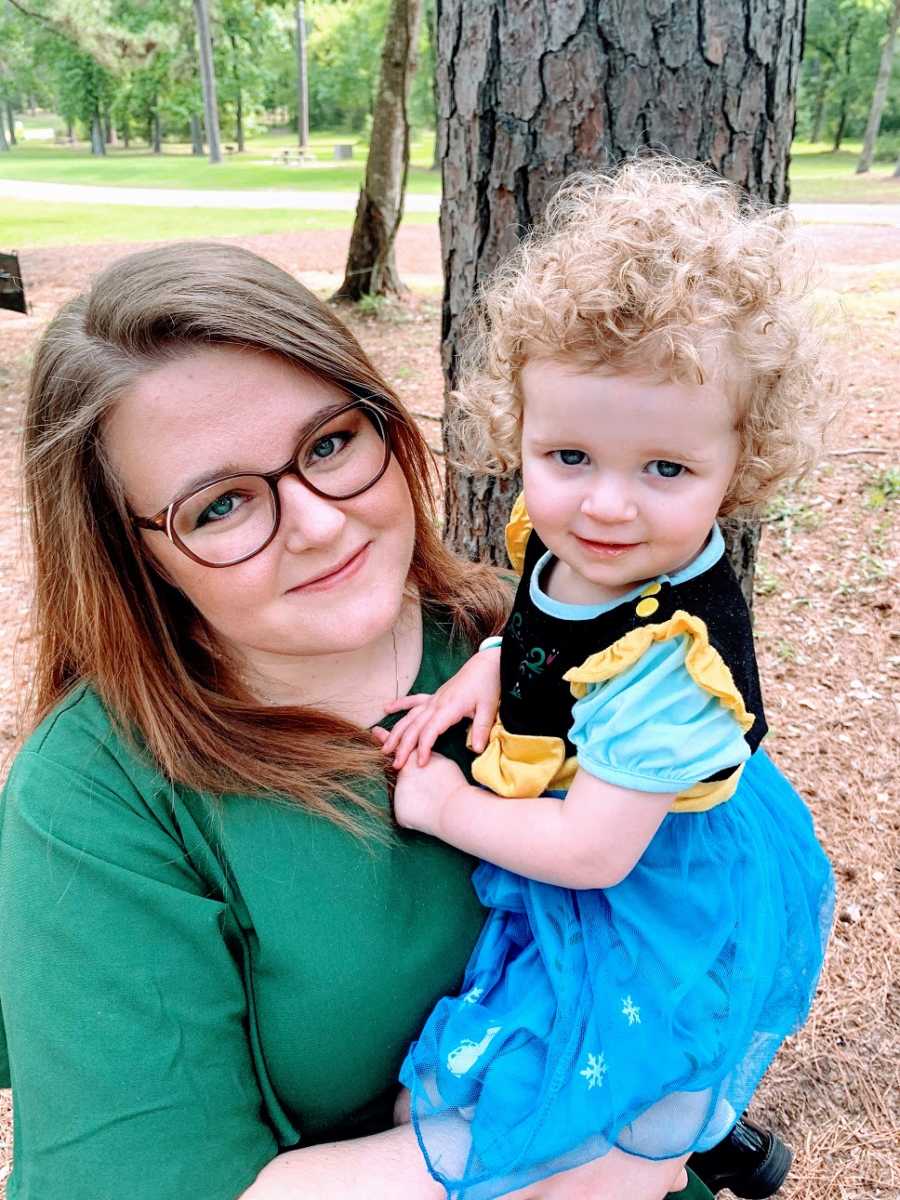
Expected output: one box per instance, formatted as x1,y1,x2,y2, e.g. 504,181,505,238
520,359,741,604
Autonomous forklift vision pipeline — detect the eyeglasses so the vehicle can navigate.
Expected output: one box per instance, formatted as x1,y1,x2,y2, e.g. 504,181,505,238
133,399,392,568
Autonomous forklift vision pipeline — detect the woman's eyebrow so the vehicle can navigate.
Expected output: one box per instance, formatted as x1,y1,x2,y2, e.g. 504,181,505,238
171,401,351,498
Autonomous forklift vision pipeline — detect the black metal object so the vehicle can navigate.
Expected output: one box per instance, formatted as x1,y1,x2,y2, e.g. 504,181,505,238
0,252,26,314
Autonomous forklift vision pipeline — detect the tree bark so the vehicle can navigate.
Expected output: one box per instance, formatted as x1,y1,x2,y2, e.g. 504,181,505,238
855,0,900,174
295,0,310,149
6,101,15,145
439,0,807,603
151,107,162,154
90,112,105,155
193,0,222,164
191,111,204,155
333,0,423,300
0,108,8,152
228,32,245,152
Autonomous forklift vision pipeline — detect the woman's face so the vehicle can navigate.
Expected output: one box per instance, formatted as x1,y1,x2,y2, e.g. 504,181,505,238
103,344,416,665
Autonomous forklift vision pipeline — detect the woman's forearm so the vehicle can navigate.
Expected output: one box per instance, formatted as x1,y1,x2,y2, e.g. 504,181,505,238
238,1125,445,1200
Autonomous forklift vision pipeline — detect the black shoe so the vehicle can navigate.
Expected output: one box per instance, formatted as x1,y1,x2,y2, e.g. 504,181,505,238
688,1116,793,1198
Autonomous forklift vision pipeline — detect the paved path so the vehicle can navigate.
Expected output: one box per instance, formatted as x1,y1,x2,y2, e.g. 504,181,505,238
2,179,900,225
0,178,440,213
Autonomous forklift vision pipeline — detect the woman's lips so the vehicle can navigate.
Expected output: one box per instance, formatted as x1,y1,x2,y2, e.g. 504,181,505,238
287,542,371,593
574,535,641,558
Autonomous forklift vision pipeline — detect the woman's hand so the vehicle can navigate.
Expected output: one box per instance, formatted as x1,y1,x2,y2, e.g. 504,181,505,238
377,646,502,768
390,751,469,839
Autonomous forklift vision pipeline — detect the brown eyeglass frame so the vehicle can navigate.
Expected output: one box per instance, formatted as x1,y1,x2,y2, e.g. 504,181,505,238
133,399,392,568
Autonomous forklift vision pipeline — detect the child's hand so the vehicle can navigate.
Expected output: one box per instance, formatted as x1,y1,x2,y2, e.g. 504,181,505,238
390,752,468,838
378,646,502,768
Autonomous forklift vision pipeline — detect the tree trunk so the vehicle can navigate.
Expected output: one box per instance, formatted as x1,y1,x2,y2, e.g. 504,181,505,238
333,0,423,300
832,99,848,152
6,101,15,145
439,0,806,603
894,151,900,177
152,108,162,154
427,1,440,169
295,0,310,149
191,111,204,155
228,32,245,152
193,0,222,164
856,0,900,174
90,112,105,155
810,67,830,143
0,109,8,152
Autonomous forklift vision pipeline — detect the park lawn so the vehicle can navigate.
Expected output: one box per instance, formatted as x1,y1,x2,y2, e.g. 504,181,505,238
0,131,442,194
0,198,435,249
5,134,900,213
789,141,900,203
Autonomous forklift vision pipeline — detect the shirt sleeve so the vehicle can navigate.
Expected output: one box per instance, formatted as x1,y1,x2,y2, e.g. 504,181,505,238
568,634,750,793
0,747,277,1200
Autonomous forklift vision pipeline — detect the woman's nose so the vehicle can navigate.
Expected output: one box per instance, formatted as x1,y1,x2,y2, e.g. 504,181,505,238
278,475,346,551
580,475,638,524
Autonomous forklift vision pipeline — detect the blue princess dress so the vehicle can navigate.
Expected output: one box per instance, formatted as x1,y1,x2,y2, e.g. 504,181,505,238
399,500,834,1200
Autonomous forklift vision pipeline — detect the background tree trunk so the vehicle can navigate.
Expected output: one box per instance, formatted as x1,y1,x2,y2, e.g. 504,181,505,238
0,108,8,152
855,0,900,174
439,0,806,607
191,112,204,155
228,31,245,152
5,101,15,145
333,0,423,300
152,108,162,154
193,0,222,164
295,0,310,149
89,111,105,155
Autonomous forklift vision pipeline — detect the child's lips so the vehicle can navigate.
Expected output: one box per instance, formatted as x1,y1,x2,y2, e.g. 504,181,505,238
574,535,641,558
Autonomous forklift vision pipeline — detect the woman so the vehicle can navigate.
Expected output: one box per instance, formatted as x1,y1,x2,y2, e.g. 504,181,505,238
0,243,776,1200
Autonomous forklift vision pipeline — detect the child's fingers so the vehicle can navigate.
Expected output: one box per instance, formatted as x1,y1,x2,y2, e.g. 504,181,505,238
380,708,428,755
371,725,389,745
469,701,497,753
415,700,470,766
391,708,436,770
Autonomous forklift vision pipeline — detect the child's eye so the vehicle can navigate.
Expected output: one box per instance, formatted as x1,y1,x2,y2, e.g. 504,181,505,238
552,449,589,467
646,460,685,478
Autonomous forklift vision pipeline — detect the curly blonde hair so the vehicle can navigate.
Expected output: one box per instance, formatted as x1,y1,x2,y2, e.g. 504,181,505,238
453,157,835,515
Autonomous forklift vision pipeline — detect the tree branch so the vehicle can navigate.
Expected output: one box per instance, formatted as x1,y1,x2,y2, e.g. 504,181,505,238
5,0,55,27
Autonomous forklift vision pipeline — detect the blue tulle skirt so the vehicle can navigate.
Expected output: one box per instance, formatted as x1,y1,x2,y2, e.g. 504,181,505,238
400,750,834,1200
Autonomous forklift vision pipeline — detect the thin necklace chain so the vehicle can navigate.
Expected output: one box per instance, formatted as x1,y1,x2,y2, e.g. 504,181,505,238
251,626,400,707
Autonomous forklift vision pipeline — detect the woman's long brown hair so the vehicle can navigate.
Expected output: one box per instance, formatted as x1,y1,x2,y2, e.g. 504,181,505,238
22,242,508,833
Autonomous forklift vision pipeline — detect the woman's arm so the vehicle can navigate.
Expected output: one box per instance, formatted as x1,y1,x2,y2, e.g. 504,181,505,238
394,755,672,889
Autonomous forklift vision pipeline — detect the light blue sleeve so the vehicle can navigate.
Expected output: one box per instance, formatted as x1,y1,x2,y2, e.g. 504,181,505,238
568,635,750,793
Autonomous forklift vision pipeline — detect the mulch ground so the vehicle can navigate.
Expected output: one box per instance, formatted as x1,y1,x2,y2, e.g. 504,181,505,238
0,221,897,1199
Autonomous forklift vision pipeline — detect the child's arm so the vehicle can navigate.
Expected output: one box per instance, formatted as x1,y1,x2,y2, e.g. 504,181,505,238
393,753,673,890
377,643,502,767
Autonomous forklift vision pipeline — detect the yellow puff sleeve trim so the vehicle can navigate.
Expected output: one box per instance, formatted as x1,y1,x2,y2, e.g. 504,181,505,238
563,610,756,735
504,494,533,576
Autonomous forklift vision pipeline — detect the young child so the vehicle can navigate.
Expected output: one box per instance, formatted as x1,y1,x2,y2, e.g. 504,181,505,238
377,158,835,1200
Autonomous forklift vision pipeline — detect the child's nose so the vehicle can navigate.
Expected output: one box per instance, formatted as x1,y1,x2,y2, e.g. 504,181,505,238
580,475,638,524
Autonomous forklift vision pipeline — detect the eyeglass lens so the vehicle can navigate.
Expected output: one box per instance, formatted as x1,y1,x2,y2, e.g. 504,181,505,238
171,405,387,566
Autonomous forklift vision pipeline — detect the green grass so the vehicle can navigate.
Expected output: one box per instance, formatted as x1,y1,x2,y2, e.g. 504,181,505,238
0,198,435,248
789,141,900,204
0,128,441,194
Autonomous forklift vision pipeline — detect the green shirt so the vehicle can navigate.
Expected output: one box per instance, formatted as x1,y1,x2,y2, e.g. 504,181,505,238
0,614,485,1200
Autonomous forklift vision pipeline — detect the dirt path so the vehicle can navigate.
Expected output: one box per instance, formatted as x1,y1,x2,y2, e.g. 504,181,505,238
0,223,898,1199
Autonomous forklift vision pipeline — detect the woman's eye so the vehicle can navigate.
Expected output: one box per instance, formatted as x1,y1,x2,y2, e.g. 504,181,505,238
553,449,589,467
308,430,352,463
197,492,244,526
646,459,685,478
